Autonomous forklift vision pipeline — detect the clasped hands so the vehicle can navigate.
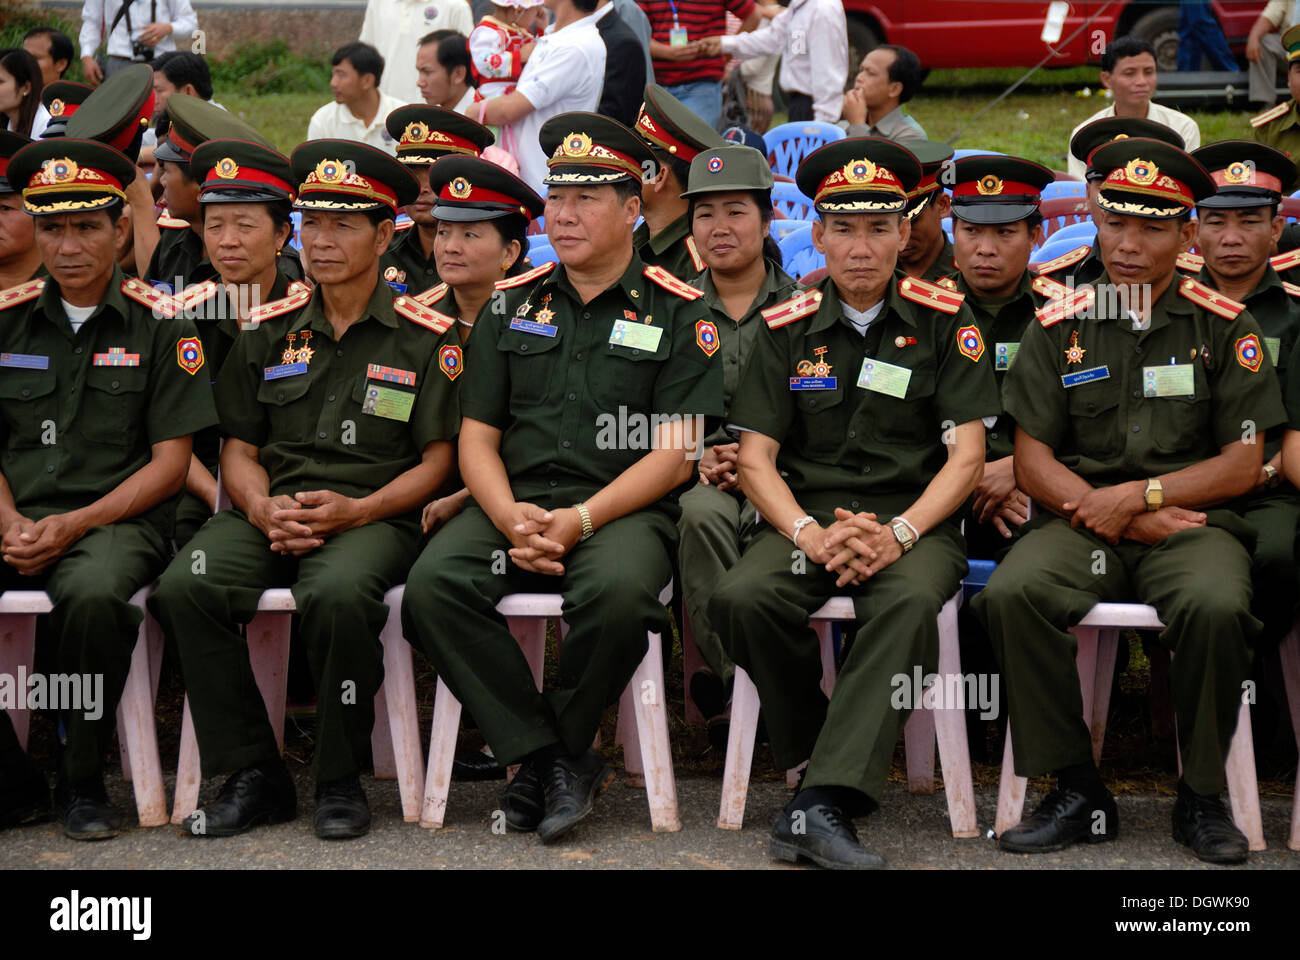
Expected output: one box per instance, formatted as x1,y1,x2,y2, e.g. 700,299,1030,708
251,491,368,556
1064,480,1205,546
801,507,903,588
502,502,584,575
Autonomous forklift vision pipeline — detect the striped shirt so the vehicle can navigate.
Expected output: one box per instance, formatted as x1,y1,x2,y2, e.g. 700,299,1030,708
641,0,757,86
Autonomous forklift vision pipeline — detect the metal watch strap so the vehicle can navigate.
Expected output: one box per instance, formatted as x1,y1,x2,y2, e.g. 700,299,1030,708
575,502,594,540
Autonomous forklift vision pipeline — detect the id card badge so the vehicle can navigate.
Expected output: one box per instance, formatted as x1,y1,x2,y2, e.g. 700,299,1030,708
1142,364,1195,399
609,319,663,352
362,382,414,421
669,24,688,46
994,342,1019,372
857,357,911,398
1264,336,1282,366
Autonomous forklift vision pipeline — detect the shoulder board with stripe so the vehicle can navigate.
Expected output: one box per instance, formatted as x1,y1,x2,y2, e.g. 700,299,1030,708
1270,248,1300,273
762,288,824,329
1283,280,1300,299
1031,275,1070,300
246,287,312,324
495,261,556,290
122,276,177,317
1175,251,1204,273
0,277,45,310
644,264,704,300
393,295,453,334
1034,244,1091,276
1035,285,1095,328
684,235,706,273
286,280,312,296
1178,276,1244,320
175,279,219,311
1251,101,1291,128
414,281,449,307
156,208,189,228
934,275,958,291
394,218,414,232
898,275,964,314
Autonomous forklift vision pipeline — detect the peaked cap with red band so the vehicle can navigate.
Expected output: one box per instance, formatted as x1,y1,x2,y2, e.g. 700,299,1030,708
385,105,495,165
290,139,420,213
950,154,1054,225
1089,138,1215,220
796,137,921,215
430,154,543,222
192,138,295,205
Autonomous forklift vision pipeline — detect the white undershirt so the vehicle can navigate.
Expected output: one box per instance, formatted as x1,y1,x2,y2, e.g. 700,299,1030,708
62,299,95,335
1128,308,1149,332
840,298,886,335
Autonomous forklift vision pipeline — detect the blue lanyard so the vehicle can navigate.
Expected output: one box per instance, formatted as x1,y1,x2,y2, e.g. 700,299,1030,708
667,0,679,25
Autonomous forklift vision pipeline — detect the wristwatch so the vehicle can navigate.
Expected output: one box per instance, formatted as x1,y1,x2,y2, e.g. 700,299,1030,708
890,518,915,553
1263,464,1281,489
1144,478,1164,512
574,502,595,541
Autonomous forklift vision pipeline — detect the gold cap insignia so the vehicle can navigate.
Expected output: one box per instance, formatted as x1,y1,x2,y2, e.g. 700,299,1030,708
215,157,239,179
1125,158,1159,185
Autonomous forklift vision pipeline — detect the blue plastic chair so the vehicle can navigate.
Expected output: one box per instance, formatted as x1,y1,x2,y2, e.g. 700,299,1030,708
763,121,845,180
771,180,815,221
1031,234,1089,266
1047,220,1096,246
941,216,953,243
526,237,556,266
1041,180,1087,201
770,218,814,243
288,210,302,251
779,224,824,278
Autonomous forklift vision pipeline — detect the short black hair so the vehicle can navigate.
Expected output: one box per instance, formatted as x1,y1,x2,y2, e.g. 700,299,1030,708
878,44,923,104
151,51,213,100
484,215,529,275
1025,210,1044,231
364,207,396,228
1101,37,1155,73
22,27,73,75
649,145,690,191
418,29,460,48
612,177,642,206
162,158,196,184
332,41,384,86
434,33,474,89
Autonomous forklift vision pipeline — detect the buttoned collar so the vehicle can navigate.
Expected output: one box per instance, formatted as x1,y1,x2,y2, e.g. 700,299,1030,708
697,258,789,320
806,270,916,335
36,265,129,333
955,268,1035,310
1089,272,1190,334
543,251,648,306
290,273,398,337
646,214,690,257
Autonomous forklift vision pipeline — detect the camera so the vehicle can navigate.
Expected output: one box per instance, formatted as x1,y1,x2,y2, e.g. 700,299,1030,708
131,40,154,62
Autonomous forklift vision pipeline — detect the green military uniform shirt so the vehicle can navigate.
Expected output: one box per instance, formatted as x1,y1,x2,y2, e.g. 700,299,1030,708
461,257,723,517
379,223,440,297
0,268,218,536
1251,99,1300,184
920,237,955,283
633,215,706,279
729,271,1002,519
1036,241,1105,287
216,278,460,511
1005,276,1287,487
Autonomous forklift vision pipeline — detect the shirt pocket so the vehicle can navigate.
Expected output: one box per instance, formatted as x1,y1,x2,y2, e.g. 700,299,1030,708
255,371,316,443
795,382,848,456
594,335,669,412
866,359,938,446
1066,381,1122,461
1152,368,1211,454
0,371,57,448
81,366,149,446
497,327,563,406
349,374,415,455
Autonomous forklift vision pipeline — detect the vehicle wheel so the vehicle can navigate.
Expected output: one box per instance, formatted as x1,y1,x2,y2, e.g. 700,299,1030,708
845,17,880,91
1127,6,1180,72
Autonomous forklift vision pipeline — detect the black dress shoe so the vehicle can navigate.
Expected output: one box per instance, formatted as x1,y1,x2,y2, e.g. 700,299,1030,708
0,751,50,830
998,786,1118,853
501,758,544,832
56,775,122,841
770,803,884,870
1172,781,1248,865
182,762,296,837
453,747,507,782
537,751,615,845
313,775,370,839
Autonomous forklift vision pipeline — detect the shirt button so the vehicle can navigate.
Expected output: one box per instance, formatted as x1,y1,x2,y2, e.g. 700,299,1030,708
45,465,54,473
1132,390,1141,399
520,344,529,352
549,479,558,487
808,399,818,408
336,348,344,358
111,380,119,389
318,430,327,439
277,392,285,401
583,312,590,319
1132,425,1141,433
1135,347,1142,356
574,353,584,361
567,392,576,401
991,432,999,440
327,394,336,402
728,357,737,364
74,346,82,355
20,389,29,398
850,500,860,509
561,440,572,448
862,465,871,474
848,430,856,439
631,349,640,356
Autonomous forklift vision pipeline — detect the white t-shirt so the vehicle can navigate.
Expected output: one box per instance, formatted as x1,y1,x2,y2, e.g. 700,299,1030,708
63,300,95,335
359,0,476,106
508,10,607,195
306,93,408,155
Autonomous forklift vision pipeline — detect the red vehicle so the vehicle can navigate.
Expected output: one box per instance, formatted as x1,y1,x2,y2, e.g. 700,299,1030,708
843,1,1267,75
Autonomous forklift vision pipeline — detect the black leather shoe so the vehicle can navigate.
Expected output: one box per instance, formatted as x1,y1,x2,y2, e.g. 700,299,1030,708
453,747,507,782
313,775,370,839
537,751,615,844
1172,781,1248,865
56,775,121,841
0,751,50,830
501,758,544,832
182,762,296,837
998,786,1118,853
770,803,884,869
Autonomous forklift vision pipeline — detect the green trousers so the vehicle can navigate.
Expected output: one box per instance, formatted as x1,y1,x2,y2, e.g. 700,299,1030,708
1237,492,1300,644
173,490,212,550
709,521,966,803
400,503,675,765
0,519,169,781
148,510,421,781
972,517,1257,795
676,483,756,684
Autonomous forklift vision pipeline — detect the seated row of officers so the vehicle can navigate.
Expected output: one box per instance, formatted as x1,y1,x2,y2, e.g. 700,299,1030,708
0,71,1296,870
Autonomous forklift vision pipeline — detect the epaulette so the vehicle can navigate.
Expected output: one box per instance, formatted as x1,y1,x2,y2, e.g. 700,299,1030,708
175,279,219,311
1283,280,1300,299
393,294,453,334
394,218,414,232
1035,285,1095,328
286,280,312,296
414,281,449,307
1034,244,1090,276
246,287,312,324
1175,252,1204,273
684,235,706,273
156,208,189,228
934,275,958,291
1178,276,1244,320
1270,248,1300,273
898,275,964,314
0,277,45,310
644,264,704,300
1250,101,1291,128
762,288,823,328
121,276,178,317
1031,275,1070,300
495,261,556,289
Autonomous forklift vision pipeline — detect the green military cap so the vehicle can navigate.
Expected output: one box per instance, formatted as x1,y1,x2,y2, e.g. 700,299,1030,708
429,154,543,222
0,131,30,194
1089,137,1214,219
7,137,136,215
902,139,954,220
1070,116,1185,182
290,139,419,214
385,104,495,166
1192,140,1297,209
64,64,154,162
795,136,921,216
191,138,295,205
540,112,655,186
680,143,774,197
949,154,1054,225
1283,23,1300,59
153,93,273,166
40,81,94,139
634,83,726,163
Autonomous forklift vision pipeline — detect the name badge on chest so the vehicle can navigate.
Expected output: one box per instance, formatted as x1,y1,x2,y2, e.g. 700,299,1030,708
1142,364,1195,399
510,317,558,337
0,353,49,370
264,362,309,380
609,318,662,352
857,357,911,399
1061,365,1110,388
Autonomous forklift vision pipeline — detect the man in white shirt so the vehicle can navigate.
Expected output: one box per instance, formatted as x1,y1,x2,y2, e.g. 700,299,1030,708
699,0,846,125
416,30,478,115
1247,0,1299,105
307,42,407,155
79,0,199,84
1067,37,1201,180
469,0,606,194
360,0,474,105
